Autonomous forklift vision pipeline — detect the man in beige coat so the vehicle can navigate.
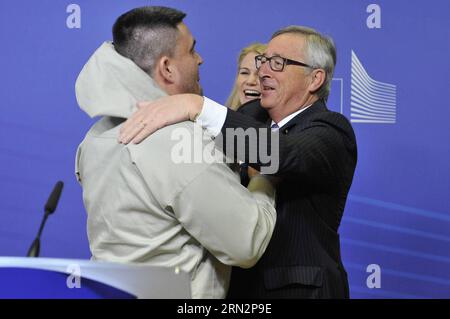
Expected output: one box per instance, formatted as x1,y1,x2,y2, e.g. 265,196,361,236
75,6,276,298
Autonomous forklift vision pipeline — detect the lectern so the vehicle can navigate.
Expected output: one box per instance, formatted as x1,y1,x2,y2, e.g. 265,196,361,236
0,257,191,299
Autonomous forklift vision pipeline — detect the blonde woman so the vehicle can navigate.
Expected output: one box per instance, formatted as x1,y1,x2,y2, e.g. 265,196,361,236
225,43,267,110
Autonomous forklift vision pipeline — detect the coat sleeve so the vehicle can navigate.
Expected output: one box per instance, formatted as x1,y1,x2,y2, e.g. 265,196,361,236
170,162,276,269
221,109,357,186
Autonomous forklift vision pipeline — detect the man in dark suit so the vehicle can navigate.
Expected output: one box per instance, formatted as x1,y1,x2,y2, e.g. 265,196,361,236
119,25,357,299
226,96,356,298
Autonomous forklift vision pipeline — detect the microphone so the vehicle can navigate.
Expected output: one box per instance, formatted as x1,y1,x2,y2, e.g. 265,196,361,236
27,181,64,257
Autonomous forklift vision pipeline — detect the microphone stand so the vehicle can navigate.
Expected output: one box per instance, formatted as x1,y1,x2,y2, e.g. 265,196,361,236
27,181,64,257
27,211,51,257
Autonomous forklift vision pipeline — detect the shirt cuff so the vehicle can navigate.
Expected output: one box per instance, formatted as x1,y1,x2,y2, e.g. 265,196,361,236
196,96,227,137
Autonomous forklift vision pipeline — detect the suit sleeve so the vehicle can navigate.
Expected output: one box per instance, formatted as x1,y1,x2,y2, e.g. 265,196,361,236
171,163,277,269
221,109,356,186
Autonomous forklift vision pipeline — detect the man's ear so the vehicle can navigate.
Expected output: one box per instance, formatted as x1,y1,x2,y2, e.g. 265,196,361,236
156,56,175,84
308,68,326,93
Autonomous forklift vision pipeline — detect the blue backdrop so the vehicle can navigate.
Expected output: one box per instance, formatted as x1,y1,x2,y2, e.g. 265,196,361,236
0,0,449,298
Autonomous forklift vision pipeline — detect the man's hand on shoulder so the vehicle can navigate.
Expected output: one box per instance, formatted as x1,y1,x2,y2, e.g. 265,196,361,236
118,94,204,144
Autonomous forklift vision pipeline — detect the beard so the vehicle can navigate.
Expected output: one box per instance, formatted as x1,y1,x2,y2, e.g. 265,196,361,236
179,71,202,95
184,80,202,95
189,82,202,95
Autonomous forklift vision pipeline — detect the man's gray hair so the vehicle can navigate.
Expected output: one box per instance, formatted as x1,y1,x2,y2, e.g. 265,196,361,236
112,6,186,76
272,26,336,100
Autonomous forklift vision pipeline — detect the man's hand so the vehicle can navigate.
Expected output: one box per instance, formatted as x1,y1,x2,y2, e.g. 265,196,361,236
247,166,260,179
118,94,204,144
248,166,281,188
247,174,276,199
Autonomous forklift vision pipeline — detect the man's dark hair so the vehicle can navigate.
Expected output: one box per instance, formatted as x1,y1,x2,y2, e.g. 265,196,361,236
112,6,186,75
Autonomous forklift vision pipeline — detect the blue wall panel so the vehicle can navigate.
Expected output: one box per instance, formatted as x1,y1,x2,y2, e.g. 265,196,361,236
0,0,449,298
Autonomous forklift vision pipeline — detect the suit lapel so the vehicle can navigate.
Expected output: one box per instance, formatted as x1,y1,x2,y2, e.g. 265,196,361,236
278,99,328,133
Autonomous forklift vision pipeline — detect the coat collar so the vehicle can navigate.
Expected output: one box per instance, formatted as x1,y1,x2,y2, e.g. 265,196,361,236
277,99,328,133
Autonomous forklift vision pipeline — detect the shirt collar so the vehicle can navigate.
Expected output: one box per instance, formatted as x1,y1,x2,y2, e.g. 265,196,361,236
270,104,313,131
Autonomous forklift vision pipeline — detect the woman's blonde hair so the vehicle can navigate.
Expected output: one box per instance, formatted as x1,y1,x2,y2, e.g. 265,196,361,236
225,43,267,110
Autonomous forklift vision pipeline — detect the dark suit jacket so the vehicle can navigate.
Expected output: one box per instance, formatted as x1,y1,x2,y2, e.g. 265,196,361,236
224,99,357,299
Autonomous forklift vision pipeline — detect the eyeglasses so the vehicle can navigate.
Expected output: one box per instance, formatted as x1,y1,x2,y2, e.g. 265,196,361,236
255,54,314,72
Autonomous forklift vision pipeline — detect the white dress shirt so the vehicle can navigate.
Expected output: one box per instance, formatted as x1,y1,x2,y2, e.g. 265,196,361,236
198,97,311,134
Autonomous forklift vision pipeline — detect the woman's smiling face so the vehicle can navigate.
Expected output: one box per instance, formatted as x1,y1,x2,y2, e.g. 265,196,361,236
237,52,262,104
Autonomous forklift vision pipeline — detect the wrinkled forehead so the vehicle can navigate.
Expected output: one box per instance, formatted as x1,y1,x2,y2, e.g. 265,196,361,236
265,33,306,60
